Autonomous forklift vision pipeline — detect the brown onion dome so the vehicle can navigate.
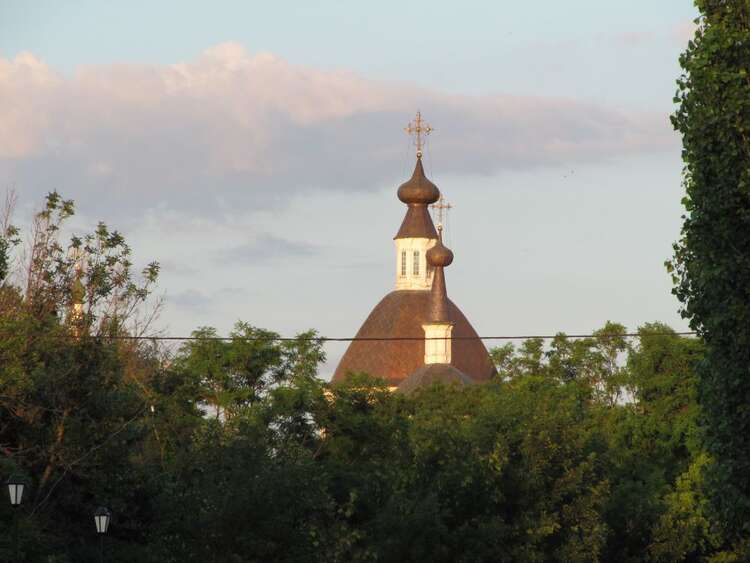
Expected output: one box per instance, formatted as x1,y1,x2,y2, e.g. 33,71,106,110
397,157,440,205
426,237,454,268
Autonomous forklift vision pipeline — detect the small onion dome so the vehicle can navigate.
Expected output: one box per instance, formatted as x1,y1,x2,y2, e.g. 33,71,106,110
426,238,453,268
397,157,440,205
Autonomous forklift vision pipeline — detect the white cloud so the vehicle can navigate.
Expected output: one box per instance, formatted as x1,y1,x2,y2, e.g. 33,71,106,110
0,44,676,220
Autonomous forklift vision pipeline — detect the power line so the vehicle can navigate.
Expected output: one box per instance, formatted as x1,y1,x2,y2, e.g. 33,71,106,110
50,331,698,342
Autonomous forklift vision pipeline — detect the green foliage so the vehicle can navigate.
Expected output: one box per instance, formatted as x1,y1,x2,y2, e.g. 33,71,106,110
0,224,19,284
669,0,750,536
172,324,326,420
3,192,748,561
650,453,721,562
0,297,732,561
140,326,718,562
11,191,160,334
0,192,163,562
490,321,629,405
395,377,609,562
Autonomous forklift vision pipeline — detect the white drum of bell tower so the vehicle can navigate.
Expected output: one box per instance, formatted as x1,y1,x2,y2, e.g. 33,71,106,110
395,237,436,290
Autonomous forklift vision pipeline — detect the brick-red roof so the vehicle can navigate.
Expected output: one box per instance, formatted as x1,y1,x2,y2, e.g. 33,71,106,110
332,290,496,387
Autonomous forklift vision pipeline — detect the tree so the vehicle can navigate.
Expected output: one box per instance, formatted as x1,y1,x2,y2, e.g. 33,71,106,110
3,194,738,561
172,324,325,420
0,192,163,561
0,198,19,285
669,0,750,537
151,333,329,563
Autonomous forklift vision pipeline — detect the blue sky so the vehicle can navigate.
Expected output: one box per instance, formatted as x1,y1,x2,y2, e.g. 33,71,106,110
0,1,699,376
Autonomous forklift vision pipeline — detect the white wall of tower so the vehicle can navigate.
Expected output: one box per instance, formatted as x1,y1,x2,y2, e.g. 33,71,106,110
394,237,436,290
422,323,453,364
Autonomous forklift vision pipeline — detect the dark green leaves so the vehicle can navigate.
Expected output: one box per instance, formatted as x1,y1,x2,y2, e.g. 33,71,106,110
670,0,750,538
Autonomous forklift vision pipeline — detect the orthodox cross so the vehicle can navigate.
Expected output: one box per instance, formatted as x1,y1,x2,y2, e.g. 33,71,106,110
404,110,433,158
430,194,453,234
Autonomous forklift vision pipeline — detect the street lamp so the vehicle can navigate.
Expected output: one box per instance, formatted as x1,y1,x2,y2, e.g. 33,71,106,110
6,475,25,506
6,475,27,563
94,507,111,563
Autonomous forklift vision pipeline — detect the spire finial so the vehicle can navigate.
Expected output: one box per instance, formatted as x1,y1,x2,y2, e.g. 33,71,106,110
430,194,452,233
404,110,433,158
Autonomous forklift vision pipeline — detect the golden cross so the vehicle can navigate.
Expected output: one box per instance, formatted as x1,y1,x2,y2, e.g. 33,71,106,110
404,110,433,158
430,194,453,233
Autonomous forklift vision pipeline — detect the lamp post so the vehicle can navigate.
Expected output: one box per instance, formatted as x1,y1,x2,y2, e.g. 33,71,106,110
94,506,111,563
6,475,27,563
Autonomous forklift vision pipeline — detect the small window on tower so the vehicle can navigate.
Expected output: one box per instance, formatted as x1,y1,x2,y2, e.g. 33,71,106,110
413,251,420,276
401,251,407,277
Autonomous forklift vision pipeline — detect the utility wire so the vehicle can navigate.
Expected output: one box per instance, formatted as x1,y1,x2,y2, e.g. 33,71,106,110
49,331,698,342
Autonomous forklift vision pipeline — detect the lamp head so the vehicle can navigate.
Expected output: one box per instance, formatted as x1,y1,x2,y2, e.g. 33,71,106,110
94,506,111,534
6,475,27,506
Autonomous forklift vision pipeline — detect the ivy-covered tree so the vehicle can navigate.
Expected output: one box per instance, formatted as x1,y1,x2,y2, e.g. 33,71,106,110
669,0,750,538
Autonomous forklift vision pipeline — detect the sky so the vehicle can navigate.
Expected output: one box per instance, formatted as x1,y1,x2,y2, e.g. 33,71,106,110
0,1,699,377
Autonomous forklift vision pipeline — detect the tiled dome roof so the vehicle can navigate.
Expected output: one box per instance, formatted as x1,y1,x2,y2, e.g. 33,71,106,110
332,290,496,387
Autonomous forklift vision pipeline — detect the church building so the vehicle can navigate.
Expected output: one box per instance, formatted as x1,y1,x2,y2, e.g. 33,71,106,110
332,113,496,392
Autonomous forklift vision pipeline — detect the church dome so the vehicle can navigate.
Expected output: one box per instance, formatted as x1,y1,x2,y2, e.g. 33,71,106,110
332,290,496,387
426,238,453,268
397,157,440,205
396,363,473,394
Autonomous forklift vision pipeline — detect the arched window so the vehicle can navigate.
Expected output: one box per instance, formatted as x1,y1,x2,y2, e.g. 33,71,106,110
401,251,407,277
413,251,420,276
